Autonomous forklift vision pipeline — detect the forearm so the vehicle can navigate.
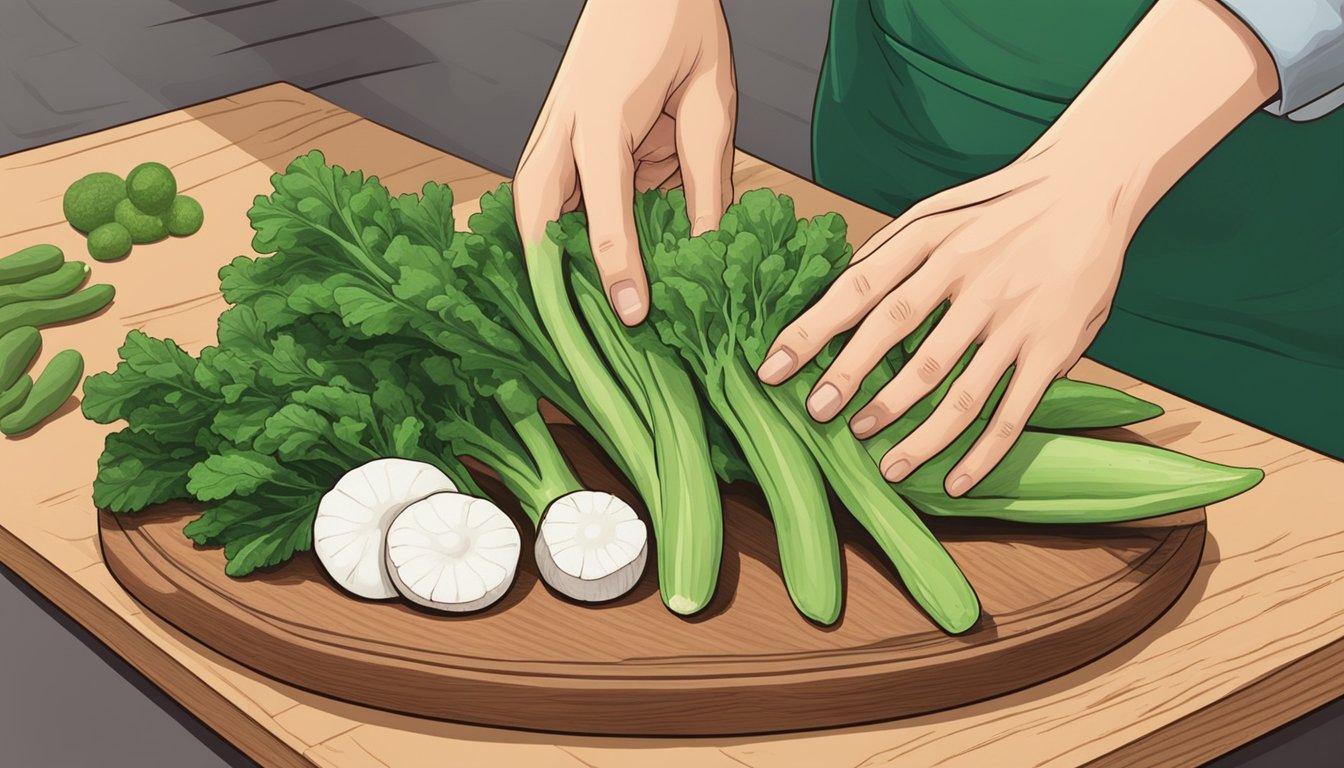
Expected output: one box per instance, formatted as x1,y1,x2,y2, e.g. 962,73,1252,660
1022,0,1279,232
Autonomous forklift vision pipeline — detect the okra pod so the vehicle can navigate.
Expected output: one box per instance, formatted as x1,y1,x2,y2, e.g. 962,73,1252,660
0,326,42,391
0,245,63,285
0,262,91,309
0,284,115,338
0,349,84,436
0,375,33,419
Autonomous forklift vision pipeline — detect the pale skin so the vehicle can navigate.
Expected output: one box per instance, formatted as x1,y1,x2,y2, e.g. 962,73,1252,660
516,0,1278,495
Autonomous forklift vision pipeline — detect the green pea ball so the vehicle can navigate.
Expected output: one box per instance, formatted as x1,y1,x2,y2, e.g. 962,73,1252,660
113,198,168,244
125,162,177,215
87,223,133,262
63,172,127,233
164,195,204,237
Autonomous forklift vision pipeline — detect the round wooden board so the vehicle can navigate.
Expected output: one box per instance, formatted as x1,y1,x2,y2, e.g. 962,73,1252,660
100,426,1205,736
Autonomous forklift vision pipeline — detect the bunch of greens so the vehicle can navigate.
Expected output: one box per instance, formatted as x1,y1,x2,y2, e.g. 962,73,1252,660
83,151,1263,632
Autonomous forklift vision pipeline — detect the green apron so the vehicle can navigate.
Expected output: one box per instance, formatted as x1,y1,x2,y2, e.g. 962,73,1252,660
812,0,1344,458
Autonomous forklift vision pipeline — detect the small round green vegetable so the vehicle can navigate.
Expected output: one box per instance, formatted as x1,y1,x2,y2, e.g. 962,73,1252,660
88,222,134,261
0,326,41,391
0,374,33,419
0,284,115,338
63,173,127,233
0,244,63,285
113,198,168,244
164,195,204,237
0,349,84,436
125,162,177,215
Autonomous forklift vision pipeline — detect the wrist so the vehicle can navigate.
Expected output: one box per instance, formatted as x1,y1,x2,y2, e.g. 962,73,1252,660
1013,137,1156,234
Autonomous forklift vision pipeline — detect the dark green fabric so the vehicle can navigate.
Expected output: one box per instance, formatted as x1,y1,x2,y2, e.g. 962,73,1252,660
812,0,1344,457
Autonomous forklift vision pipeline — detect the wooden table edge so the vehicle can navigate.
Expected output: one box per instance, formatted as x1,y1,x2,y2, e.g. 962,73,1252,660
0,524,312,768
1087,637,1344,767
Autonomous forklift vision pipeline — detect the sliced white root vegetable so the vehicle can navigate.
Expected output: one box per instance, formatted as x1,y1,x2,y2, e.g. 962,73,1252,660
534,491,647,603
385,492,522,613
313,458,457,600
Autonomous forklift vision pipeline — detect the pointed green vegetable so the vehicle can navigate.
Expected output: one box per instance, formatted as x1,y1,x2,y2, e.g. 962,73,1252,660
1029,378,1165,430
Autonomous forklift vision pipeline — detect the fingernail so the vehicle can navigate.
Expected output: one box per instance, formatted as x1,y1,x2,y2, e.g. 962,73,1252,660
947,474,972,497
757,349,796,383
884,459,911,482
807,383,842,421
851,415,876,436
610,280,644,322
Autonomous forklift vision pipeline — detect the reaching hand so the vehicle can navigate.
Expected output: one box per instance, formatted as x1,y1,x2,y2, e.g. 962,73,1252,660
758,158,1130,496
514,0,736,325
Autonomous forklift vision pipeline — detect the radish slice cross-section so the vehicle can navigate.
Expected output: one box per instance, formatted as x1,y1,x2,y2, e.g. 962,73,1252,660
385,492,522,612
313,458,457,600
535,491,647,603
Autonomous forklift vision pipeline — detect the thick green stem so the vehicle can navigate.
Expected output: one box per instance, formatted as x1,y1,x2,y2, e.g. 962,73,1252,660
571,265,723,614
505,406,585,526
720,363,841,624
528,237,658,496
766,377,980,633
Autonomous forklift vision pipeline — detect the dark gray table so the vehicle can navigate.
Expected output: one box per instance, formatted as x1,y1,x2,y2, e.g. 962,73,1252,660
2,3,1339,765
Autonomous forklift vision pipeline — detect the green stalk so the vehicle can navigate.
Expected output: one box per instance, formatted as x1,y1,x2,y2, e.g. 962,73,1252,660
720,362,841,624
503,406,585,526
530,236,731,612
529,237,658,492
570,265,723,615
766,377,980,633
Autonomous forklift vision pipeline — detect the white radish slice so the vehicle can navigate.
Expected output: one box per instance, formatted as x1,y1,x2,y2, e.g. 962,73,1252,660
385,492,522,613
313,458,456,600
535,491,647,603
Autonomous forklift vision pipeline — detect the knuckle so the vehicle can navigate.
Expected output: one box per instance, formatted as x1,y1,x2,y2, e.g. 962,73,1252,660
913,355,943,384
950,387,977,415
592,237,625,258
840,270,874,300
885,295,915,326
994,418,1020,440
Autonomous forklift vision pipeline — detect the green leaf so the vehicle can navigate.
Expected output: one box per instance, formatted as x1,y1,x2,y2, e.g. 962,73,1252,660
254,404,332,460
187,452,281,501
93,429,198,512
391,182,454,251
333,285,413,336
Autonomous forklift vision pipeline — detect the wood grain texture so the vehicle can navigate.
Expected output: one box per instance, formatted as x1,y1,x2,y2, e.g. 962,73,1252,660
1,84,1341,766
98,423,1206,735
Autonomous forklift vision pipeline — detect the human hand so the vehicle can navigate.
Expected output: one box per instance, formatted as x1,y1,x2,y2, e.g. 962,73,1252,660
757,155,1133,496
514,0,736,325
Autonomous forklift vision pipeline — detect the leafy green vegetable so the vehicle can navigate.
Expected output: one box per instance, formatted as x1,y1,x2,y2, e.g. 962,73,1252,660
84,316,481,576
647,189,976,631
81,150,1264,630
543,194,724,617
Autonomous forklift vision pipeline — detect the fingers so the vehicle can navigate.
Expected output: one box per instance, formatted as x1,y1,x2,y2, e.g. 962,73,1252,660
758,220,943,385
875,338,1016,483
849,303,986,440
514,135,574,252
944,355,1059,495
674,74,735,235
573,127,648,325
802,269,947,421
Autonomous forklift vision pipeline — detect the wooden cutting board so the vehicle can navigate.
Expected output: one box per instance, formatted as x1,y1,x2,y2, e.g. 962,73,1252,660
2,84,1342,766
98,427,1205,735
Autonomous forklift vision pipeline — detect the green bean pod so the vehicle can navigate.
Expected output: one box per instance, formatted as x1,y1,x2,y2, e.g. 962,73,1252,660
0,349,84,436
0,284,115,338
0,245,63,285
0,262,91,310
0,375,33,419
0,326,42,391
